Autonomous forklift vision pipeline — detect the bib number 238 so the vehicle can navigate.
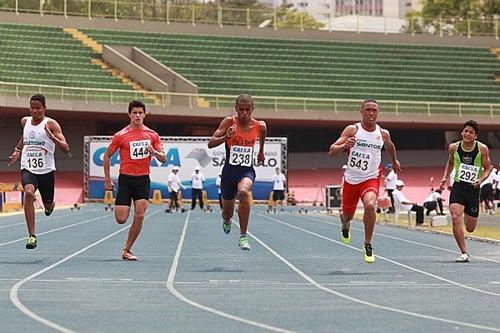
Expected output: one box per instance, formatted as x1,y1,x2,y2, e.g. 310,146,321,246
229,146,253,167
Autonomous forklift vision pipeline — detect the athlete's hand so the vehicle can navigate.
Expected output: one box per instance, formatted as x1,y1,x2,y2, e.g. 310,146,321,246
392,160,402,173
8,150,20,167
145,143,156,156
225,125,237,140
473,180,481,189
344,136,356,150
44,124,55,141
256,150,265,166
439,178,447,191
104,178,114,191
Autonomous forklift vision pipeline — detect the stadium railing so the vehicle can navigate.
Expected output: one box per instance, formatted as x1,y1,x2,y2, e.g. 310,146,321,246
0,1,498,38
1,80,499,118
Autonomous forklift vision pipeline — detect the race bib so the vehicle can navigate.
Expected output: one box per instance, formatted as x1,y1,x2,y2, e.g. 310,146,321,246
458,164,479,183
25,147,46,171
347,153,370,172
229,146,253,167
129,140,150,160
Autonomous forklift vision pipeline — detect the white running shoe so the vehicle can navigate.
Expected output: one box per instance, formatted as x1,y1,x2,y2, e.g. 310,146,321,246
455,253,470,262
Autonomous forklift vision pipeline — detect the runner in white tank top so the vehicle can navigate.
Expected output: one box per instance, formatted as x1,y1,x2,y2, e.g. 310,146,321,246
344,122,383,185
8,94,70,250
20,117,56,174
329,100,400,263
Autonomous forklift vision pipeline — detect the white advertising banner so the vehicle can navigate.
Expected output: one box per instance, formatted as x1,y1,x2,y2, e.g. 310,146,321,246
86,136,286,200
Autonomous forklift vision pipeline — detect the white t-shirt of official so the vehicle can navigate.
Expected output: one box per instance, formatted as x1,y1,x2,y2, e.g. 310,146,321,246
273,173,286,191
495,172,500,190
424,192,441,203
481,172,494,187
191,172,205,189
168,172,182,192
385,170,397,190
216,176,222,194
393,189,413,211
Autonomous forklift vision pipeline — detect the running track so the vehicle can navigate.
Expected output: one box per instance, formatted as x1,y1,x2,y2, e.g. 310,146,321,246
1,204,500,333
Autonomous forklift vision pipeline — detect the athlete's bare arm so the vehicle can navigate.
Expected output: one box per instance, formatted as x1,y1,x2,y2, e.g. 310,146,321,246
46,118,71,155
440,143,458,189
103,145,119,191
8,117,29,166
147,136,166,163
381,128,401,172
328,125,357,157
256,120,267,165
207,117,234,148
475,143,492,188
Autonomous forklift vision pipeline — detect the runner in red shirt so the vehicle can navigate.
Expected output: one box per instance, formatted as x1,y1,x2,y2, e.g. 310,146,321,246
103,100,166,261
208,94,267,251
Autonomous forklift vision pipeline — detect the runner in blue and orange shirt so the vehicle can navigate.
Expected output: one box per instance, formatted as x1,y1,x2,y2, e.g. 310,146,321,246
103,100,166,261
208,94,267,251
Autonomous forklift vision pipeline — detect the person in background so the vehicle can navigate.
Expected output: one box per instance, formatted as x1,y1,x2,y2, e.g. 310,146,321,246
216,171,222,210
166,166,185,213
423,188,444,216
384,163,397,213
392,180,424,225
271,167,286,213
191,166,205,210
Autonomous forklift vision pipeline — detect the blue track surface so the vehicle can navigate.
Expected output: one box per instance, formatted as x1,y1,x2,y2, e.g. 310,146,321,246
1,204,500,333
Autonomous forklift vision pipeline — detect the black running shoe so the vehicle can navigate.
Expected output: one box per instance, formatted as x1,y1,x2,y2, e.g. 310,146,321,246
44,204,55,216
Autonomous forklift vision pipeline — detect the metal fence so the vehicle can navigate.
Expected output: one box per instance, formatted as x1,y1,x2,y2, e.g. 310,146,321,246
0,0,499,38
2,81,499,118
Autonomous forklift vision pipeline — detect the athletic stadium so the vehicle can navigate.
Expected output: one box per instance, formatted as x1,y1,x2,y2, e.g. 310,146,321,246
0,2,500,332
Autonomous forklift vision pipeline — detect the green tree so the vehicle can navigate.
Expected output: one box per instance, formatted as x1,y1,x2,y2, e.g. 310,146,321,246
276,10,324,30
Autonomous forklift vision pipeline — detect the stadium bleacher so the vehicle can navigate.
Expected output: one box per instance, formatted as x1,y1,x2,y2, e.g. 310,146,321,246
82,28,500,104
0,23,155,104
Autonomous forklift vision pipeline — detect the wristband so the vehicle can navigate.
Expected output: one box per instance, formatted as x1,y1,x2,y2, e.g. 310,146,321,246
14,147,21,152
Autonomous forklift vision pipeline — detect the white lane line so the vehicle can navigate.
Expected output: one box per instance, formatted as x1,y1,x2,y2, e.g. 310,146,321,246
0,209,100,230
261,213,500,297
250,215,500,332
165,211,299,333
300,213,500,264
9,209,160,333
0,214,110,247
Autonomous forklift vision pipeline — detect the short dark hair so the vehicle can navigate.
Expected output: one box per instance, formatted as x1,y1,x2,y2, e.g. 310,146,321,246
463,120,479,134
235,94,253,105
30,94,46,107
128,100,146,114
361,99,378,108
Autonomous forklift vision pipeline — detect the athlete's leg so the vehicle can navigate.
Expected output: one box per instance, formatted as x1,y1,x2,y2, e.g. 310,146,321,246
464,214,478,233
124,199,148,251
361,191,378,245
450,203,467,254
23,184,37,235
222,198,236,220
114,206,131,224
236,177,254,235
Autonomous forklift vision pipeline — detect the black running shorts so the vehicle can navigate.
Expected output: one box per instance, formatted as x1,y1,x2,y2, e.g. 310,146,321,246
21,169,55,204
449,182,480,218
115,174,150,206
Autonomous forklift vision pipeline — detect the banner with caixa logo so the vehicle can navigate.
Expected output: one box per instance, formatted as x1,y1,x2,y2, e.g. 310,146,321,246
85,136,287,201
